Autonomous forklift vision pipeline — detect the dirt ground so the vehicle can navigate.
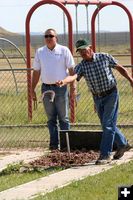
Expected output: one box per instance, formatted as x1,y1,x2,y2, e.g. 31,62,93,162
29,149,99,168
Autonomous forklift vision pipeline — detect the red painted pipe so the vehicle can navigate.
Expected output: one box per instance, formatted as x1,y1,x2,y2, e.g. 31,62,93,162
91,1,133,78
26,0,133,122
59,0,112,5
26,0,74,121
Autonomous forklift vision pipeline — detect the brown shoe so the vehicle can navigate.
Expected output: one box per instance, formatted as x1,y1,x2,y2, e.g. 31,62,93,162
113,143,132,160
95,155,112,165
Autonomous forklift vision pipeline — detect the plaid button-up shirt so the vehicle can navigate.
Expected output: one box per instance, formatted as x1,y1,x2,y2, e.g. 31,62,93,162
74,53,117,93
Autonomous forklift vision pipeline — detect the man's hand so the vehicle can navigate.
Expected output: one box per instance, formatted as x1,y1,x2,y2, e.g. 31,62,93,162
32,90,37,110
130,79,133,88
56,80,64,87
56,74,77,87
94,104,97,113
32,90,37,101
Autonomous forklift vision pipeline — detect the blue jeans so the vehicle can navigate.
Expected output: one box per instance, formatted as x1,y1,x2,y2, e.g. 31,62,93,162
42,84,70,147
93,88,127,157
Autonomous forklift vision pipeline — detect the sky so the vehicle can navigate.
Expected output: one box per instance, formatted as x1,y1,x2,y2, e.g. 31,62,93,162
0,0,133,34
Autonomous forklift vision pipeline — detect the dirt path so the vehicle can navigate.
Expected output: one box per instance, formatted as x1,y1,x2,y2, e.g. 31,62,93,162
0,150,132,200
0,150,45,172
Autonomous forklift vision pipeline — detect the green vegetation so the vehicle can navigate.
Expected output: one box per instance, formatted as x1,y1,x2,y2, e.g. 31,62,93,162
0,126,132,149
96,44,131,57
34,160,133,200
0,75,132,125
0,47,132,148
0,126,49,148
0,164,62,192
0,69,132,148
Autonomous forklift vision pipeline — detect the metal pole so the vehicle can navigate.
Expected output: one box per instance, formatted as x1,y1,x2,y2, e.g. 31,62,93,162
60,0,112,6
66,132,71,158
85,5,89,37
91,1,133,77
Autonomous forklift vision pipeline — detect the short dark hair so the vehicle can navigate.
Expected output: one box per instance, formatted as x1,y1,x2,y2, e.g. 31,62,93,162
44,28,57,37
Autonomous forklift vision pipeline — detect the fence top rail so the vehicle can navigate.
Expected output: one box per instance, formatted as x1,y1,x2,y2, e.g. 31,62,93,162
0,68,33,72
74,54,131,58
124,65,133,68
0,54,131,59
0,65,133,72
0,123,132,128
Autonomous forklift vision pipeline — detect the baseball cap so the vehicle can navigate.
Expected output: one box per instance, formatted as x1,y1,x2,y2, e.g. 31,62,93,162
76,39,90,52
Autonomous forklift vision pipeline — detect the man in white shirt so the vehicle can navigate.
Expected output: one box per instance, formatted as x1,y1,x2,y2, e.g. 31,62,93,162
32,28,75,150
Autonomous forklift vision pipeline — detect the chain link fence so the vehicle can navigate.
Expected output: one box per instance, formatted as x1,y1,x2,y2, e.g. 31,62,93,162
0,35,132,150
0,63,133,150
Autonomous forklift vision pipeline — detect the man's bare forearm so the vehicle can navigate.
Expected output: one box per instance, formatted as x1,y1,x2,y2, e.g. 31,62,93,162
68,68,77,89
32,70,40,91
62,74,77,85
115,64,133,86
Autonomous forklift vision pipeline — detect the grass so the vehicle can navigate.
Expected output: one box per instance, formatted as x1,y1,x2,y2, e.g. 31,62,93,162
0,88,47,125
33,160,133,200
0,69,132,148
96,44,131,58
0,126,49,148
0,126,132,149
0,167,62,192
0,75,132,125
0,50,132,125
0,46,132,148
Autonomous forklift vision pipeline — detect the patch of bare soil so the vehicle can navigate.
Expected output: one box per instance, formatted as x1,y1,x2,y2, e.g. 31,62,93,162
0,151,12,157
29,150,99,168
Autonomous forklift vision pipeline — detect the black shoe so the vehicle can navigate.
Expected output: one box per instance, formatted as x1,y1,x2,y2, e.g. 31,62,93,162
95,155,111,165
113,143,132,160
49,145,58,151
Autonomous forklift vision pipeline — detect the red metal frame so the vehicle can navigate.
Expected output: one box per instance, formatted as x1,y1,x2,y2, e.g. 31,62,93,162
59,0,112,5
26,0,133,122
91,1,133,77
26,0,73,121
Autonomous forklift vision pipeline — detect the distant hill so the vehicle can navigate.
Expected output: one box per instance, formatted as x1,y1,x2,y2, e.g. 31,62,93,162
0,27,19,37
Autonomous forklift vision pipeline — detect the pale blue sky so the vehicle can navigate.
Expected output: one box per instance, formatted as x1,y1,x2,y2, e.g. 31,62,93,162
0,0,133,34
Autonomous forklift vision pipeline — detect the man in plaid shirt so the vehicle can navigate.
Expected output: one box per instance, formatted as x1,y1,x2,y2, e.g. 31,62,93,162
57,39,133,165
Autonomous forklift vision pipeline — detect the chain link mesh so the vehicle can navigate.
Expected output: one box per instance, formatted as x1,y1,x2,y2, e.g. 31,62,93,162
0,65,132,150
0,31,133,152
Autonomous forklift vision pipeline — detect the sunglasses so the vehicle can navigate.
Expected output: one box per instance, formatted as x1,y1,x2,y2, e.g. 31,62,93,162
44,34,55,38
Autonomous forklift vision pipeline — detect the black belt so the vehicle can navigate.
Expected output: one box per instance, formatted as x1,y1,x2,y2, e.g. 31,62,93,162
43,83,57,87
92,86,117,97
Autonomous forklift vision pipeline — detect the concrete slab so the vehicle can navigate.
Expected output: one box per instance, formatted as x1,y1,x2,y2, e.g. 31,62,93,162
0,150,45,172
0,150,132,200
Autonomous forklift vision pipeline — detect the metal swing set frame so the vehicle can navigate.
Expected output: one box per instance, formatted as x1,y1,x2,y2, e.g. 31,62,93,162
25,0,133,122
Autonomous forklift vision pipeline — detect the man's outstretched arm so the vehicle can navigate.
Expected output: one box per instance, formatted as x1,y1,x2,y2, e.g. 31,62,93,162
115,64,133,87
56,74,78,87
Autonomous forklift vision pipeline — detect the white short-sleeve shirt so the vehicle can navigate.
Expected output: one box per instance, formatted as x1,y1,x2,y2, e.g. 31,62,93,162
33,44,75,84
